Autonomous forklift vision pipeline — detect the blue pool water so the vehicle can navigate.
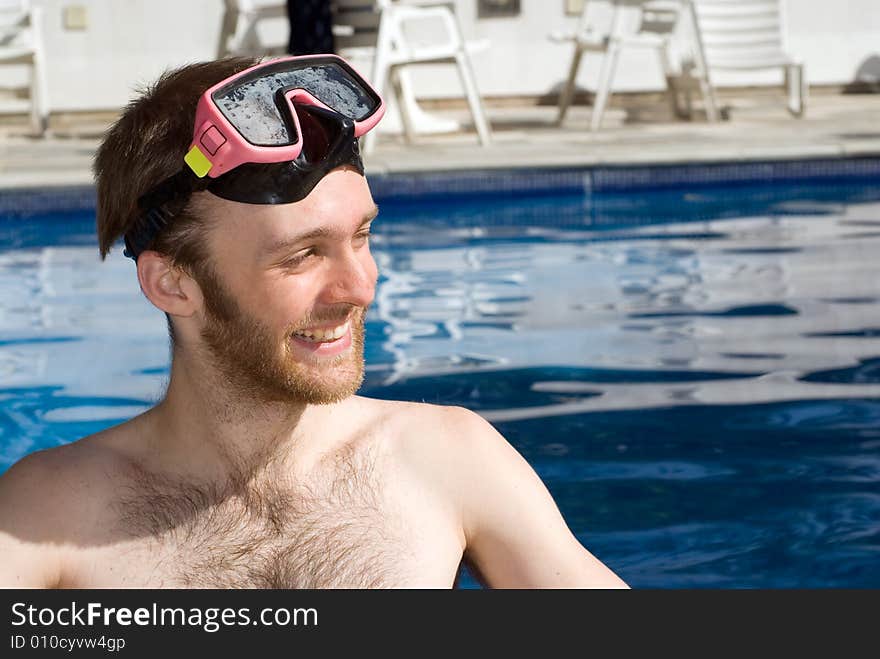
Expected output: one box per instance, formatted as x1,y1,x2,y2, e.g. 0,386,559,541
2,177,880,588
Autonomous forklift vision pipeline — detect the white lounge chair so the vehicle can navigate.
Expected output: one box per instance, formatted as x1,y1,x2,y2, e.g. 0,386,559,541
550,0,719,130
692,0,806,117
0,0,48,136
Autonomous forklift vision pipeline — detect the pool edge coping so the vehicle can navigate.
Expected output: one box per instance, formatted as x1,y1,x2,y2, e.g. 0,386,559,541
2,152,880,216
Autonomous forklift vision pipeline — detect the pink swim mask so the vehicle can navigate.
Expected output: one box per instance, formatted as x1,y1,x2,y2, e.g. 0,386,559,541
124,55,385,260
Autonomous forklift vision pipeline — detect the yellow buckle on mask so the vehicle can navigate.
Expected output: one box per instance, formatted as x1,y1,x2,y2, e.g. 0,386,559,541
184,145,212,178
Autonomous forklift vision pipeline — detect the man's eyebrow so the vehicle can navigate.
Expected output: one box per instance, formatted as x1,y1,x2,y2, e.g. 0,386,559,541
261,205,379,258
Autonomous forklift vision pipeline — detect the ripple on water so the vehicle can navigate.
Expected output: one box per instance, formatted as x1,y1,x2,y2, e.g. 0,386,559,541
533,459,736,482
800,356,880,384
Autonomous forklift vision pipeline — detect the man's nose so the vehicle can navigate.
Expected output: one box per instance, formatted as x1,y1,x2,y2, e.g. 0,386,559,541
323,248,376,308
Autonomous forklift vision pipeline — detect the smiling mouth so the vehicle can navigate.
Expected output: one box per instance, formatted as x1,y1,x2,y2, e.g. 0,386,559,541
291,321,351,344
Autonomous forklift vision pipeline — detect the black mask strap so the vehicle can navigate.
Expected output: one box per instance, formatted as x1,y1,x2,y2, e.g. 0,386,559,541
123,169,206,260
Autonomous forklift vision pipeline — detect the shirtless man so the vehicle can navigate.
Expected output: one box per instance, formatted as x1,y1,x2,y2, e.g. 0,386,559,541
0,56,628,589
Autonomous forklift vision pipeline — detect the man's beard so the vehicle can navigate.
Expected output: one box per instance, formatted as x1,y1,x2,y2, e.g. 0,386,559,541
195,266,367,405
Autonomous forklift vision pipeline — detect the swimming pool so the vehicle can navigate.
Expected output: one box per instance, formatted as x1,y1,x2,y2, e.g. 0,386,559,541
2,172,880,588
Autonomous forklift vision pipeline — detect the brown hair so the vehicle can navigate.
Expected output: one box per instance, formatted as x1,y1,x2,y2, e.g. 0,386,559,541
93,57,260,269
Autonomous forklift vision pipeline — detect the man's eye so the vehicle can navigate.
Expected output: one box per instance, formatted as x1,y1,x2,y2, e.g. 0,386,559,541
280,249,316,268
354,230,371,245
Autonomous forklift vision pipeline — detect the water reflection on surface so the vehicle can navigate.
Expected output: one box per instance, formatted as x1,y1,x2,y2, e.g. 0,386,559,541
2,182,880,587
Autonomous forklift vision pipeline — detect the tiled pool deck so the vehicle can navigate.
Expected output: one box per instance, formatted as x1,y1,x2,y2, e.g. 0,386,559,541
1,88,879,194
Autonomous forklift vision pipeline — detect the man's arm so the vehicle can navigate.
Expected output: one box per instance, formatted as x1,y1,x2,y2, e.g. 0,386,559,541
0,452,66,588
445,407,629,589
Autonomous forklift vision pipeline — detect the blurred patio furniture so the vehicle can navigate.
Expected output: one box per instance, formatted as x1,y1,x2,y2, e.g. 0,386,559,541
218,0,288,56
550,0,719,130
0,0,48,136
691,0,805,117
337,0,492,154
220,0,345,56
334,0,457,145
219,0,493,154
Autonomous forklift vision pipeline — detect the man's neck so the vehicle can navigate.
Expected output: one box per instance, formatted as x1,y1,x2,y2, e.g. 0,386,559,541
139,352,337,486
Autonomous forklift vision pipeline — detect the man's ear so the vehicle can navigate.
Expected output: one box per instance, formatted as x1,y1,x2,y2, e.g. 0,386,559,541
135,251,203,317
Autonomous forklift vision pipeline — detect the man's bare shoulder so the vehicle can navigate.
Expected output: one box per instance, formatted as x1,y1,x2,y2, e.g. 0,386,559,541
351,395,485,442
0,422,142,587
0,421,140,535
351,397,630,588
351,395,495,481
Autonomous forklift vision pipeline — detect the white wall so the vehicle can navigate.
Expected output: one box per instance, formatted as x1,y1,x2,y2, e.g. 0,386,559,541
22,0,880,113
28,0,221,111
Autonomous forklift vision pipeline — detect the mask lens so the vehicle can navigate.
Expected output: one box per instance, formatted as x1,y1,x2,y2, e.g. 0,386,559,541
211,60,380,147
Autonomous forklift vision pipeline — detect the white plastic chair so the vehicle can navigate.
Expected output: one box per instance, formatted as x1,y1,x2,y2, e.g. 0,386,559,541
550,0,719,130
692,0,805,117
334,0,459,142
360,0,492,154
219,1,492,153
0,0,48,136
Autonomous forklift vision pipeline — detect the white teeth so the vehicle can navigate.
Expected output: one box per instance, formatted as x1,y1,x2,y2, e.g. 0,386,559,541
293,321,349,343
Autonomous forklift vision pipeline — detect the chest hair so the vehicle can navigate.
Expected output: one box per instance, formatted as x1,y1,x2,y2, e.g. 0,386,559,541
113,445,414,588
